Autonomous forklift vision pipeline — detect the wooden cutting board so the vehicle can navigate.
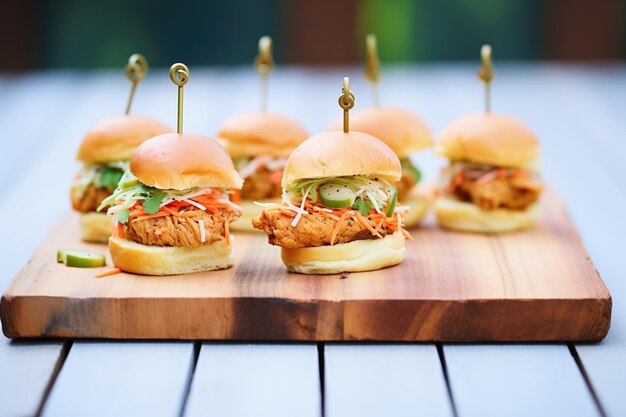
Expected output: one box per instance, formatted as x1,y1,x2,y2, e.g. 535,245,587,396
0,190,611,342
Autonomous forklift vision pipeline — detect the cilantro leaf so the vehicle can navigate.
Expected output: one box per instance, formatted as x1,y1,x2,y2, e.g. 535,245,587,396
142,192,167,214
96,168,124,192
117,209,131,224
351,198,373,216
401,159,421,183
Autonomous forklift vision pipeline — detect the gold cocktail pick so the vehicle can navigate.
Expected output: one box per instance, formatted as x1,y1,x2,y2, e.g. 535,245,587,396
338,77,355,133
254,36,275,112
124,53,148,114
169,63,190,134
477,44,495,113
365,34,381,106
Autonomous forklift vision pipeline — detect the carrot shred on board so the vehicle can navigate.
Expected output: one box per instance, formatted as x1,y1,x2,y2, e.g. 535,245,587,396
94,268,122,278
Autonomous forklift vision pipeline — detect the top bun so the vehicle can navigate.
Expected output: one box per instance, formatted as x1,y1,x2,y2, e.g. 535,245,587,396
130,133,243,190
436,113,539,168
282,131,401,188
76,115,172,163
328,107,431,158
218,112,308,158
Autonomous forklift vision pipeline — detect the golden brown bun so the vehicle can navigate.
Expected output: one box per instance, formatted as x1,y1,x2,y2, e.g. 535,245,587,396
436,113,539,168
230,199,280,232
76,115,172,163
281,232,405,274
80,212,111,243
435,196,538,233
109,236,235,275
218,112,308,158
130,133,243,190
282,131,401,187
328,107,431,158
402,193,429,228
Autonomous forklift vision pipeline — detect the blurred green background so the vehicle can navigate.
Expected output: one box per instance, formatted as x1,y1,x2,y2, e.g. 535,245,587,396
1,0,625,70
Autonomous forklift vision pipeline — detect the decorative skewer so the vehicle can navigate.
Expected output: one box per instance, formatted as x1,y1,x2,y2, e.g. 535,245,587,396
124,53,148,114
338,77,355,133
365,34,381,107
477,44,495,113
169,63,190,134
254,36,275,112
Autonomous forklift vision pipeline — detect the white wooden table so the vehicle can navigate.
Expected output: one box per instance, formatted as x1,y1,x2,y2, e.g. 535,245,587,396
0,65,624,417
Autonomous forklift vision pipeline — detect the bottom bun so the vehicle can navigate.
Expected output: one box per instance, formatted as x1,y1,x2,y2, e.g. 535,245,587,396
402,192,429,228
435,196,539,233
109,236,234,275
80,212,111,243
281,231,405,274
230,199,280,232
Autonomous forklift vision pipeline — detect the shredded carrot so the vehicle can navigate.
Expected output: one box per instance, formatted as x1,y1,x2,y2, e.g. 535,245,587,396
180,210,206,217
225,221,230,246
231,189,241,204
117,222,125,239
373,217,385,234
400,227,413,240
330,210,352,245
353,211,382,238
162,206,179,216
134,212,170,221
511,169,529,178
94,268,122,278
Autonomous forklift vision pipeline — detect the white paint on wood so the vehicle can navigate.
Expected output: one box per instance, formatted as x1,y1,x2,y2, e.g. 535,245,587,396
325,344,453,417
42,341,194,417
185,344,320,417
0,335,64,417
445,345,599,417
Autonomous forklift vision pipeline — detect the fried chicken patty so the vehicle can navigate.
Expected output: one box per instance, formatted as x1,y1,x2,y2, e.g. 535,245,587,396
448,166,541,210
125,209,239,248
252,207,394,249
71,183,112,213
395,170,417,200
241,167,282,200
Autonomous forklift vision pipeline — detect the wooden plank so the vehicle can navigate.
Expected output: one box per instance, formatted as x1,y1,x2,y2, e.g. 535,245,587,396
444,344,599,417
0,336,66,417
325,344,453,417
42,341,193,417
185,344,320,417
0,188,610,342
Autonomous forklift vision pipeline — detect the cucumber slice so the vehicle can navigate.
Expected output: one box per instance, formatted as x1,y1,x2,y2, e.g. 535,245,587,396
319,182,355,208
119,171,139,189
57,249,106,268
386,186,398,217
401,159,421,183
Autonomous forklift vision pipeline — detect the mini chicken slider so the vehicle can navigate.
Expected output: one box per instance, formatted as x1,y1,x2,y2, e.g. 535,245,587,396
253,78,411,274
218,112,308,231
100,64,243,275
328,34,431,227
435,46,542,233
71,54,172,243
218,36,308,231
329,108,430,227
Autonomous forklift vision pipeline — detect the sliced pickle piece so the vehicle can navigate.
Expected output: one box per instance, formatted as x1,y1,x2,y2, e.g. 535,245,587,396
57,249,106,268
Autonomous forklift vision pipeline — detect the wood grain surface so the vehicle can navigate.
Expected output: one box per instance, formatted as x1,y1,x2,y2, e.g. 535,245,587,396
0,189,611,342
